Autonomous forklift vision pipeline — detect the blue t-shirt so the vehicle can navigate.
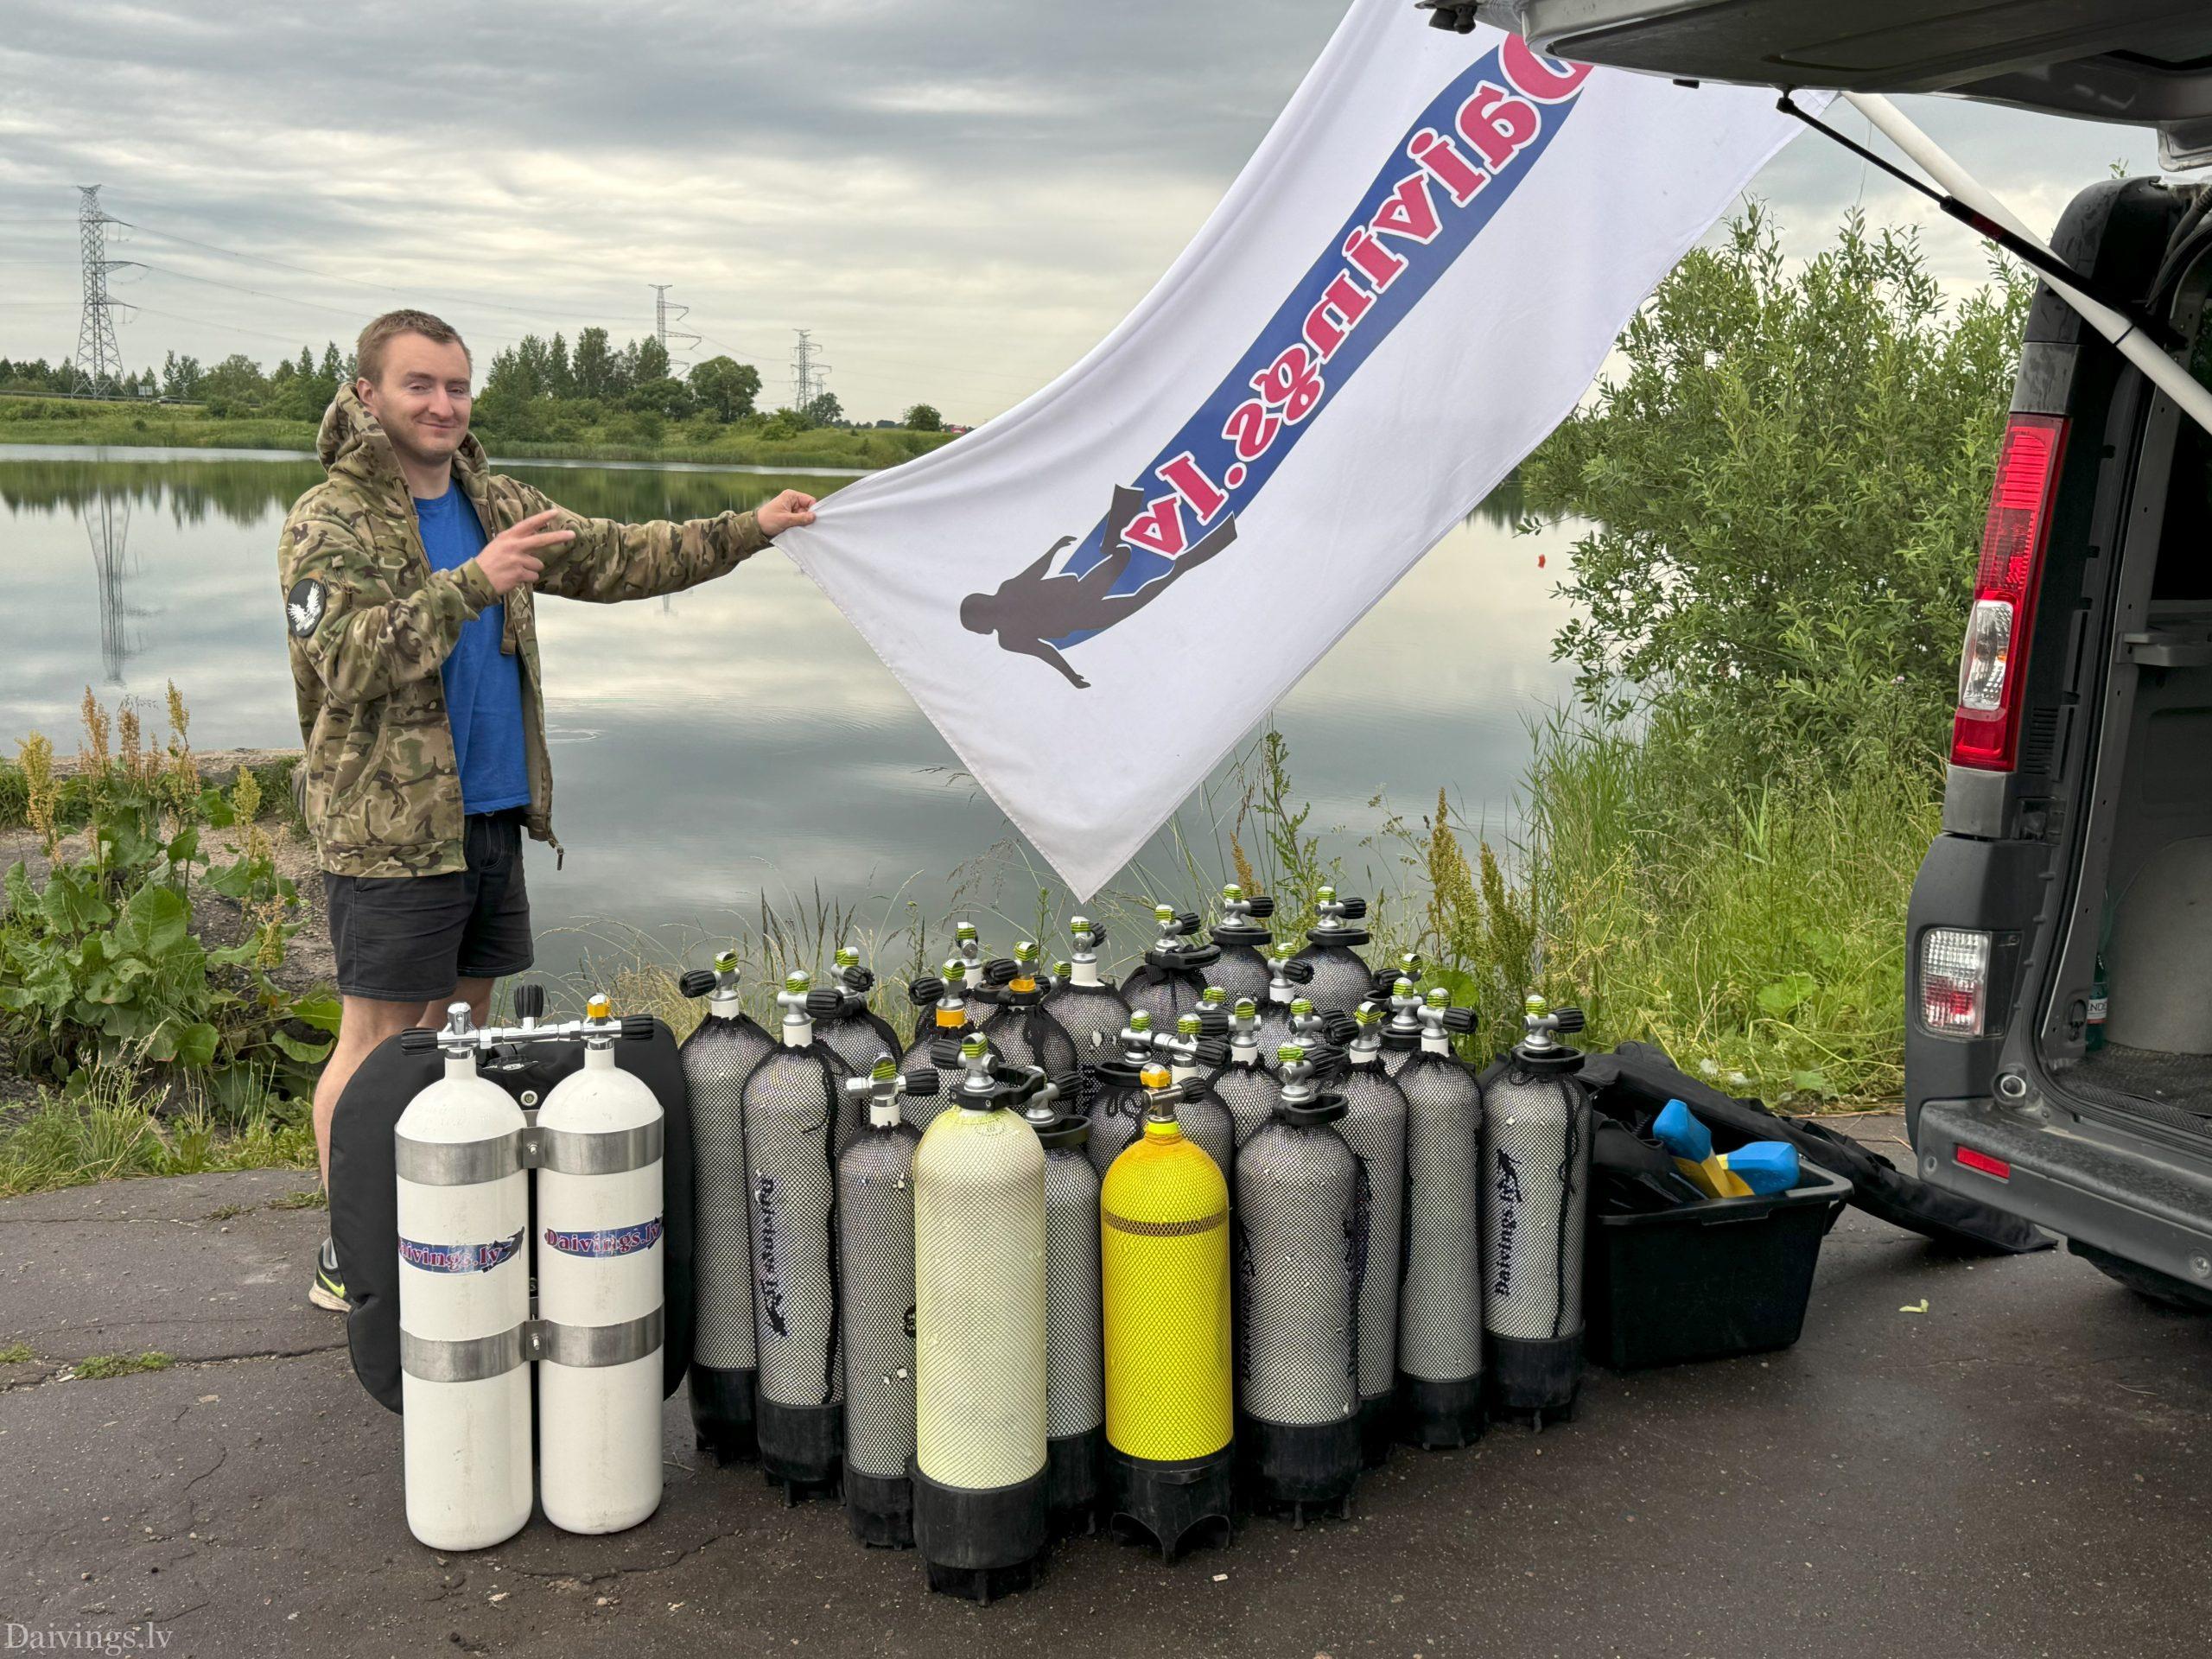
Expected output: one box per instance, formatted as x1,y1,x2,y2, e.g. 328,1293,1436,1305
414,484,531,816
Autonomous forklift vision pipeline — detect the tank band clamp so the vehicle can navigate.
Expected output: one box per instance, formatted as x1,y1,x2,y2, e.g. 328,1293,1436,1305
395,1121,664,1186
400,1307,664,1382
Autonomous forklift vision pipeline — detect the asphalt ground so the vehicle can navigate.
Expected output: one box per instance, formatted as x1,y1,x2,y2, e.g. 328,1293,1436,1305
2,1115,2205,1659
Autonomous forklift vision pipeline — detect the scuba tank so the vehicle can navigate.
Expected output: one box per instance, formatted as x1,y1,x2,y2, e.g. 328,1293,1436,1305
1330,1002,1409,1468
979,942,1080,1078
534,996,667,1535
1291,887,1375,1016
836,1056,937,1548
899,960,991,1130
1119,905,1220,1027
1252,947,1316,1068
1378,973,1427,1080
743,971,849,1502
811,946,904,1148
951,921,987,990
1018,1067,1105,1538
1085,1014,1160,1177
1207,885,1276,1006
1100,1064,1235,1561
1394,987,1485,1449
1233,1046,1363,1526
1217,998,1285,1148
1483,995,1590,1427
677,952,774,1465
1151,1011,1235,1180
1039,916,1131,1065
1258,996,1330,1078
394,1005,533,1550
912,1039,1051,1602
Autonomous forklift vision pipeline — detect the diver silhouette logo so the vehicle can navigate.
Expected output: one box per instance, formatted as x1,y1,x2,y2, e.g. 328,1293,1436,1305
960,485,1237,689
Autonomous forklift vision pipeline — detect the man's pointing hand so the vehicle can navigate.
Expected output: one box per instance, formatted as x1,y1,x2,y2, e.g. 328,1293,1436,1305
757,490,817,537
477,507,574,594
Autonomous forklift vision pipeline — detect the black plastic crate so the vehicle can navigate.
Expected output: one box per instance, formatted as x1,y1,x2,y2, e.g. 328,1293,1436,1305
1583,1156,1851,1370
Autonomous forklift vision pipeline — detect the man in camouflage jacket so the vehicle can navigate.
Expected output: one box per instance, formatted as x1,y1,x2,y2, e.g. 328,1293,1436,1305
283,308,817,1309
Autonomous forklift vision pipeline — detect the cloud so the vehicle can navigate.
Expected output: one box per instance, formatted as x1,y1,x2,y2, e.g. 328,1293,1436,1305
0,2,2167,422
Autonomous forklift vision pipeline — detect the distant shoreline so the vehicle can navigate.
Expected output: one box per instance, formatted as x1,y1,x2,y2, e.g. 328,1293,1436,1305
0,398,954,472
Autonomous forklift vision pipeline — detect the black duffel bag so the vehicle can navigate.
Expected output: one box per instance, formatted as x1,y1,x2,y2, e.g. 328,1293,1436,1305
1579,1040,2051,1255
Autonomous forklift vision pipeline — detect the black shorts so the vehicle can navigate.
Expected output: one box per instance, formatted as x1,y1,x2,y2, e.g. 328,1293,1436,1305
323,811,534,1003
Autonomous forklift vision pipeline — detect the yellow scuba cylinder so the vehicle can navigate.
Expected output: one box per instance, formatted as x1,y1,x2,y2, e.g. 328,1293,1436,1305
1100,1064,1233,1562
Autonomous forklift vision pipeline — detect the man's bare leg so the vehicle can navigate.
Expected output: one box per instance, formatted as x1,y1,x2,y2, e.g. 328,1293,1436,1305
313,994,429,1189
422,976,496,1031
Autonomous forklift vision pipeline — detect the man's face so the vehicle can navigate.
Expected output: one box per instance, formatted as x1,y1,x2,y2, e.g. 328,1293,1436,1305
358,333,473,467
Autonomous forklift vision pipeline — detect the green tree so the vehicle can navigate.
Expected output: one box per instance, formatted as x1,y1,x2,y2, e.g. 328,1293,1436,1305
200,353,269,413
903,402,943,432
632,336,671,385
800,391,842,428
1523,206,2031,781
625,375,696,418
161,351,204,400
548,332,575,398
689,355,762,422
573,327,615,399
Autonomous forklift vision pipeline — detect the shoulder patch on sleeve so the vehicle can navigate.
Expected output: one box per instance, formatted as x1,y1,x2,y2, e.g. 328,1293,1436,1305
285,577,327,639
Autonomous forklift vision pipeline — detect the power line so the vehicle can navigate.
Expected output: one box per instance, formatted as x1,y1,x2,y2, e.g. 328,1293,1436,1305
651,283,701,373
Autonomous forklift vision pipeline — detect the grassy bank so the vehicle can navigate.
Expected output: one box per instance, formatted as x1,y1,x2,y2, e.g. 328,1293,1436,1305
0,397,957,470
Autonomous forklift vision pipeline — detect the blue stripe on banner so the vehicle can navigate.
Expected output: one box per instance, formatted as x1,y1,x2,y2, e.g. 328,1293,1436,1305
399,1226,525,1275
1049,38,1586,649
543,1217,664,1259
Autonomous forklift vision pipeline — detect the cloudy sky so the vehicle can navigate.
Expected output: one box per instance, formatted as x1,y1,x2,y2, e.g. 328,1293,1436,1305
0,1,2164,424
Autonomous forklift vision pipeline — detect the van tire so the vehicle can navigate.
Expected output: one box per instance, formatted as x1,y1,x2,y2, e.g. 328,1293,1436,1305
2069,1240,2212,1313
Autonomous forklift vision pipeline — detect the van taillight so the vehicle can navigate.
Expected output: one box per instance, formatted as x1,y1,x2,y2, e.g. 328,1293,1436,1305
1951,414,2067,772
1920,926,1991,1037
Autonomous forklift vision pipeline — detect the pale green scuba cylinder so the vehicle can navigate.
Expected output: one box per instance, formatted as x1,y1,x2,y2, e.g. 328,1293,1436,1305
912,1039,1050,1602
836,1056,937,1548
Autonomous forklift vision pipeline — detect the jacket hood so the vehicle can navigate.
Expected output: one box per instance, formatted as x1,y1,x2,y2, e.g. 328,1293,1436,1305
316,382,489,496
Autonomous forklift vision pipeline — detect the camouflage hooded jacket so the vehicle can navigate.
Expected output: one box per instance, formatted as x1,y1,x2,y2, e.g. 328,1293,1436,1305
278,385,769,877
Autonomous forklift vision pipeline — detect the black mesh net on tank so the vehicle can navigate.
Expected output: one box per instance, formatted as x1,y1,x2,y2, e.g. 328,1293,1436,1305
742,1045,844,1410
683,1015,773,1372
838,1126,918,1479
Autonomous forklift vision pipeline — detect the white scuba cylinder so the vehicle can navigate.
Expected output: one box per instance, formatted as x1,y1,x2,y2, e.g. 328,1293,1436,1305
535,1000,667,1535
396,1021,532,1551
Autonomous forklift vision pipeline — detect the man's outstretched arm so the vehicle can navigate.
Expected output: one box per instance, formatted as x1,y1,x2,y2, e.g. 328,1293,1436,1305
523,486,817,603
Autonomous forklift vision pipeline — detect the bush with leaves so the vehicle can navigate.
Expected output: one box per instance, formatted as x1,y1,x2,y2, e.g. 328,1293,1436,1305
1524,205,2030,785
0,690,338,1114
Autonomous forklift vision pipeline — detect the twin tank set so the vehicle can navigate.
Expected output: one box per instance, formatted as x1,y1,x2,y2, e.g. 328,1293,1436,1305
391,889,1592,1599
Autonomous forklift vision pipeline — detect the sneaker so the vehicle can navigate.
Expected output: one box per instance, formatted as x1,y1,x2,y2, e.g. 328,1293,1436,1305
309,1237,349,1313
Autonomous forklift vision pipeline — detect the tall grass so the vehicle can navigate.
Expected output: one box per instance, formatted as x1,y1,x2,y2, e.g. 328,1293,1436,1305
1514,708,1936,1103
0,1059,315,1198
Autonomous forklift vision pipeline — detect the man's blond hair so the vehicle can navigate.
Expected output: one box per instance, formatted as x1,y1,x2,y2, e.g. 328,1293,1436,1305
355,309,471,387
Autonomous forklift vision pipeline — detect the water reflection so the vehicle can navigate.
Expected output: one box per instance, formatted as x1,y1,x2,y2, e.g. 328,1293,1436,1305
1,448,1580,982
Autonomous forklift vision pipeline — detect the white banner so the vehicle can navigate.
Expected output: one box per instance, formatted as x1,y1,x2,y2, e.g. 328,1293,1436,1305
779,3,1809,899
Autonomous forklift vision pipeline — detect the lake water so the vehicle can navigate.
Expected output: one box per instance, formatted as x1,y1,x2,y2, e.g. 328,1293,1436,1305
0,445,1580,986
